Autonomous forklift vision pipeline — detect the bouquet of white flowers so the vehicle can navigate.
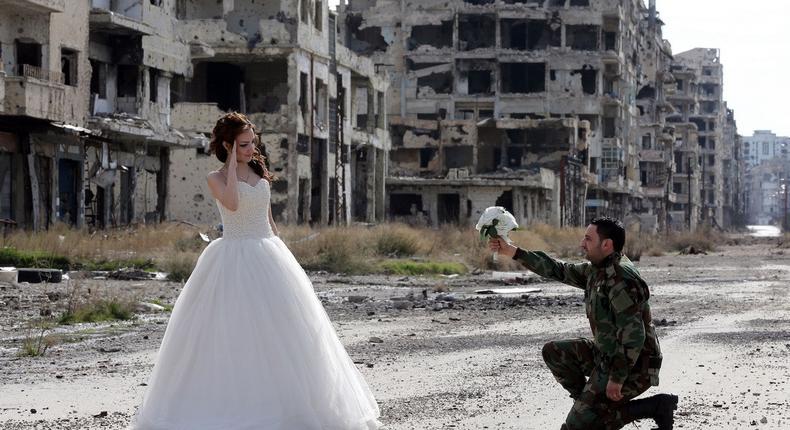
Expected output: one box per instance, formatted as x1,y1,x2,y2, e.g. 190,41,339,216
475,206,519,262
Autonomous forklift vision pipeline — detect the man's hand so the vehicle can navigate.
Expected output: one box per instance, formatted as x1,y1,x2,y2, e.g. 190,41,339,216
606,380,623,402
488,237,517,259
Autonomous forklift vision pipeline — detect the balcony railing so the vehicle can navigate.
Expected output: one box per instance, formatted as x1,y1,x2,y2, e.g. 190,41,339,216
13,64,64,84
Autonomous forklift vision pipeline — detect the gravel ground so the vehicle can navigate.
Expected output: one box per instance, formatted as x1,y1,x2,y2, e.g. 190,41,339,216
1,240,788,429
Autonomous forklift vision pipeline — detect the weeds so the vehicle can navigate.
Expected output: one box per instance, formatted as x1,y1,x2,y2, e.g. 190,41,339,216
378,260,467,276
18,321,57,357
58,280,136,325
162,253,198,282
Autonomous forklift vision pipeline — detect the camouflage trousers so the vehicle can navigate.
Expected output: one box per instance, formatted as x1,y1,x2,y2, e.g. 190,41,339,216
542,338,652,430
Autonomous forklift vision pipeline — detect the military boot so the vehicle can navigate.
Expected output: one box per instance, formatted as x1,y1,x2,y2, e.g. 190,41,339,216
621,393,678,430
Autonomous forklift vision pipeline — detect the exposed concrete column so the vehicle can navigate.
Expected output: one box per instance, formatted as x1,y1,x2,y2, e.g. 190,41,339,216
375,147,386,222
366,145,376,222
367,83,375,134
286,54,300,224
321,139,330,226
427,191,438,226
26,153,40,231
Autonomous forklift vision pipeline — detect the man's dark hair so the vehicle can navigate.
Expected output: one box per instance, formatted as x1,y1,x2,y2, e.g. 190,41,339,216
590,217,625,252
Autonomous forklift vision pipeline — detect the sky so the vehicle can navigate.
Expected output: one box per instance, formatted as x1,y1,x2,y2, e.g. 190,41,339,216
328,0,790,137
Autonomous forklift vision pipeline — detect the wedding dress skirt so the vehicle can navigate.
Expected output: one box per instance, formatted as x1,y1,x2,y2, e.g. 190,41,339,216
131,180,381,430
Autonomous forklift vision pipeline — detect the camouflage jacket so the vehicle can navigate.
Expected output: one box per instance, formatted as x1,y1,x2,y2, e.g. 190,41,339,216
513,249,660,384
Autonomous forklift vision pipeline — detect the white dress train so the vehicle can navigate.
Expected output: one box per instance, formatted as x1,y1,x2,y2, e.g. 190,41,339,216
131,179,381,430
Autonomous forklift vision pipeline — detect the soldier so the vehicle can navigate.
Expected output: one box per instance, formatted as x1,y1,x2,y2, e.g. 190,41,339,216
489,217,678,430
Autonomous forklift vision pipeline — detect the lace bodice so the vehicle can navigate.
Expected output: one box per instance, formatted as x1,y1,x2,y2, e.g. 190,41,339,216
217,180,275,239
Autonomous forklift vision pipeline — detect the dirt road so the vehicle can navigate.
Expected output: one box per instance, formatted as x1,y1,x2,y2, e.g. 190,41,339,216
1,241,788,429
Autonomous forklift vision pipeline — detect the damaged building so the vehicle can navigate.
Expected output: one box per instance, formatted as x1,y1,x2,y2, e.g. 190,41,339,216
666,48,743,229
742,130,789,225
338,0,743,231
169,0,390,225
0,0,390,230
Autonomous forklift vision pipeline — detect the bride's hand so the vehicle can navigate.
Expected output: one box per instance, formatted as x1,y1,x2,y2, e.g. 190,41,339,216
225,141,238,168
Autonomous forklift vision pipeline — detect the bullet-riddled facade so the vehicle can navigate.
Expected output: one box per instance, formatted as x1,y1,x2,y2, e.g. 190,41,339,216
338,0,697,230
0,0,390,230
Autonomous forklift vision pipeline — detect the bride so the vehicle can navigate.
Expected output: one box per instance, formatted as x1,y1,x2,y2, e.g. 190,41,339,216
131,112,382,429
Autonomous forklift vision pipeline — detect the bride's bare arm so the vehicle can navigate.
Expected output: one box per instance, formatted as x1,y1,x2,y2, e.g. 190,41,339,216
207,141,240,211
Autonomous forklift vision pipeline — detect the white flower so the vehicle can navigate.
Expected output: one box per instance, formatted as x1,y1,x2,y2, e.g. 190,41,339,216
475,206,519,243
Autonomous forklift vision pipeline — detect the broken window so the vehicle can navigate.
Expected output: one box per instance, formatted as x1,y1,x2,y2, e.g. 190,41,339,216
437,193,460,224
636,85,655,100
299,72,309,117
419,148,437,168
604,31,617,50
569,0,589,6
90,60,107,99
345,15,388,55
170,74,185,107
246,59,288,113
149,69,159,103
117,65,138,97
603,116,616,138
314,0,323,31
417,69,453,95
495,190,514,214
676,79,684,91
204,63,243,111
390,194,423,216
528,20,561,49
458,14,495,51
468,71,492,95
573,66,597,95
690,118,706,131
14,39,42,75
60,48,78,86
566,25,599,50
408,22,453,50
300,0,309,24
642,134,652,149
501,63,545,94
501,19,527,50
548,0,566,7
444,146,473,169
354,84,369,129
457,60,495,95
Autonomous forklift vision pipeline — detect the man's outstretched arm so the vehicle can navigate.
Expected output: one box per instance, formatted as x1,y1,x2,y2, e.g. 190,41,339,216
489,238,588,289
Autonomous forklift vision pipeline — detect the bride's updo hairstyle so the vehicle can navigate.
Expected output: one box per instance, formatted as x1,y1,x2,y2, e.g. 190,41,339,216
209,112,274,182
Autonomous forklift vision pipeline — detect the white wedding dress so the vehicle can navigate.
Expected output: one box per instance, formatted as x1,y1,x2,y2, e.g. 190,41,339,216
131,179,381,430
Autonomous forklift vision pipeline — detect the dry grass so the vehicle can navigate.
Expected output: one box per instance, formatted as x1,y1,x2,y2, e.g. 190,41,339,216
1,222,201,266
2,222,729,278
58,280,137,325
18,321,57,357
666,227,724,252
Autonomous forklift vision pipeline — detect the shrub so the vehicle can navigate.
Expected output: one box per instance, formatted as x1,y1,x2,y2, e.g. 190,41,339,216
378,260,467,276
59,298,136,325
374,224,427,257
0,247,71,270
162,253,198,282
